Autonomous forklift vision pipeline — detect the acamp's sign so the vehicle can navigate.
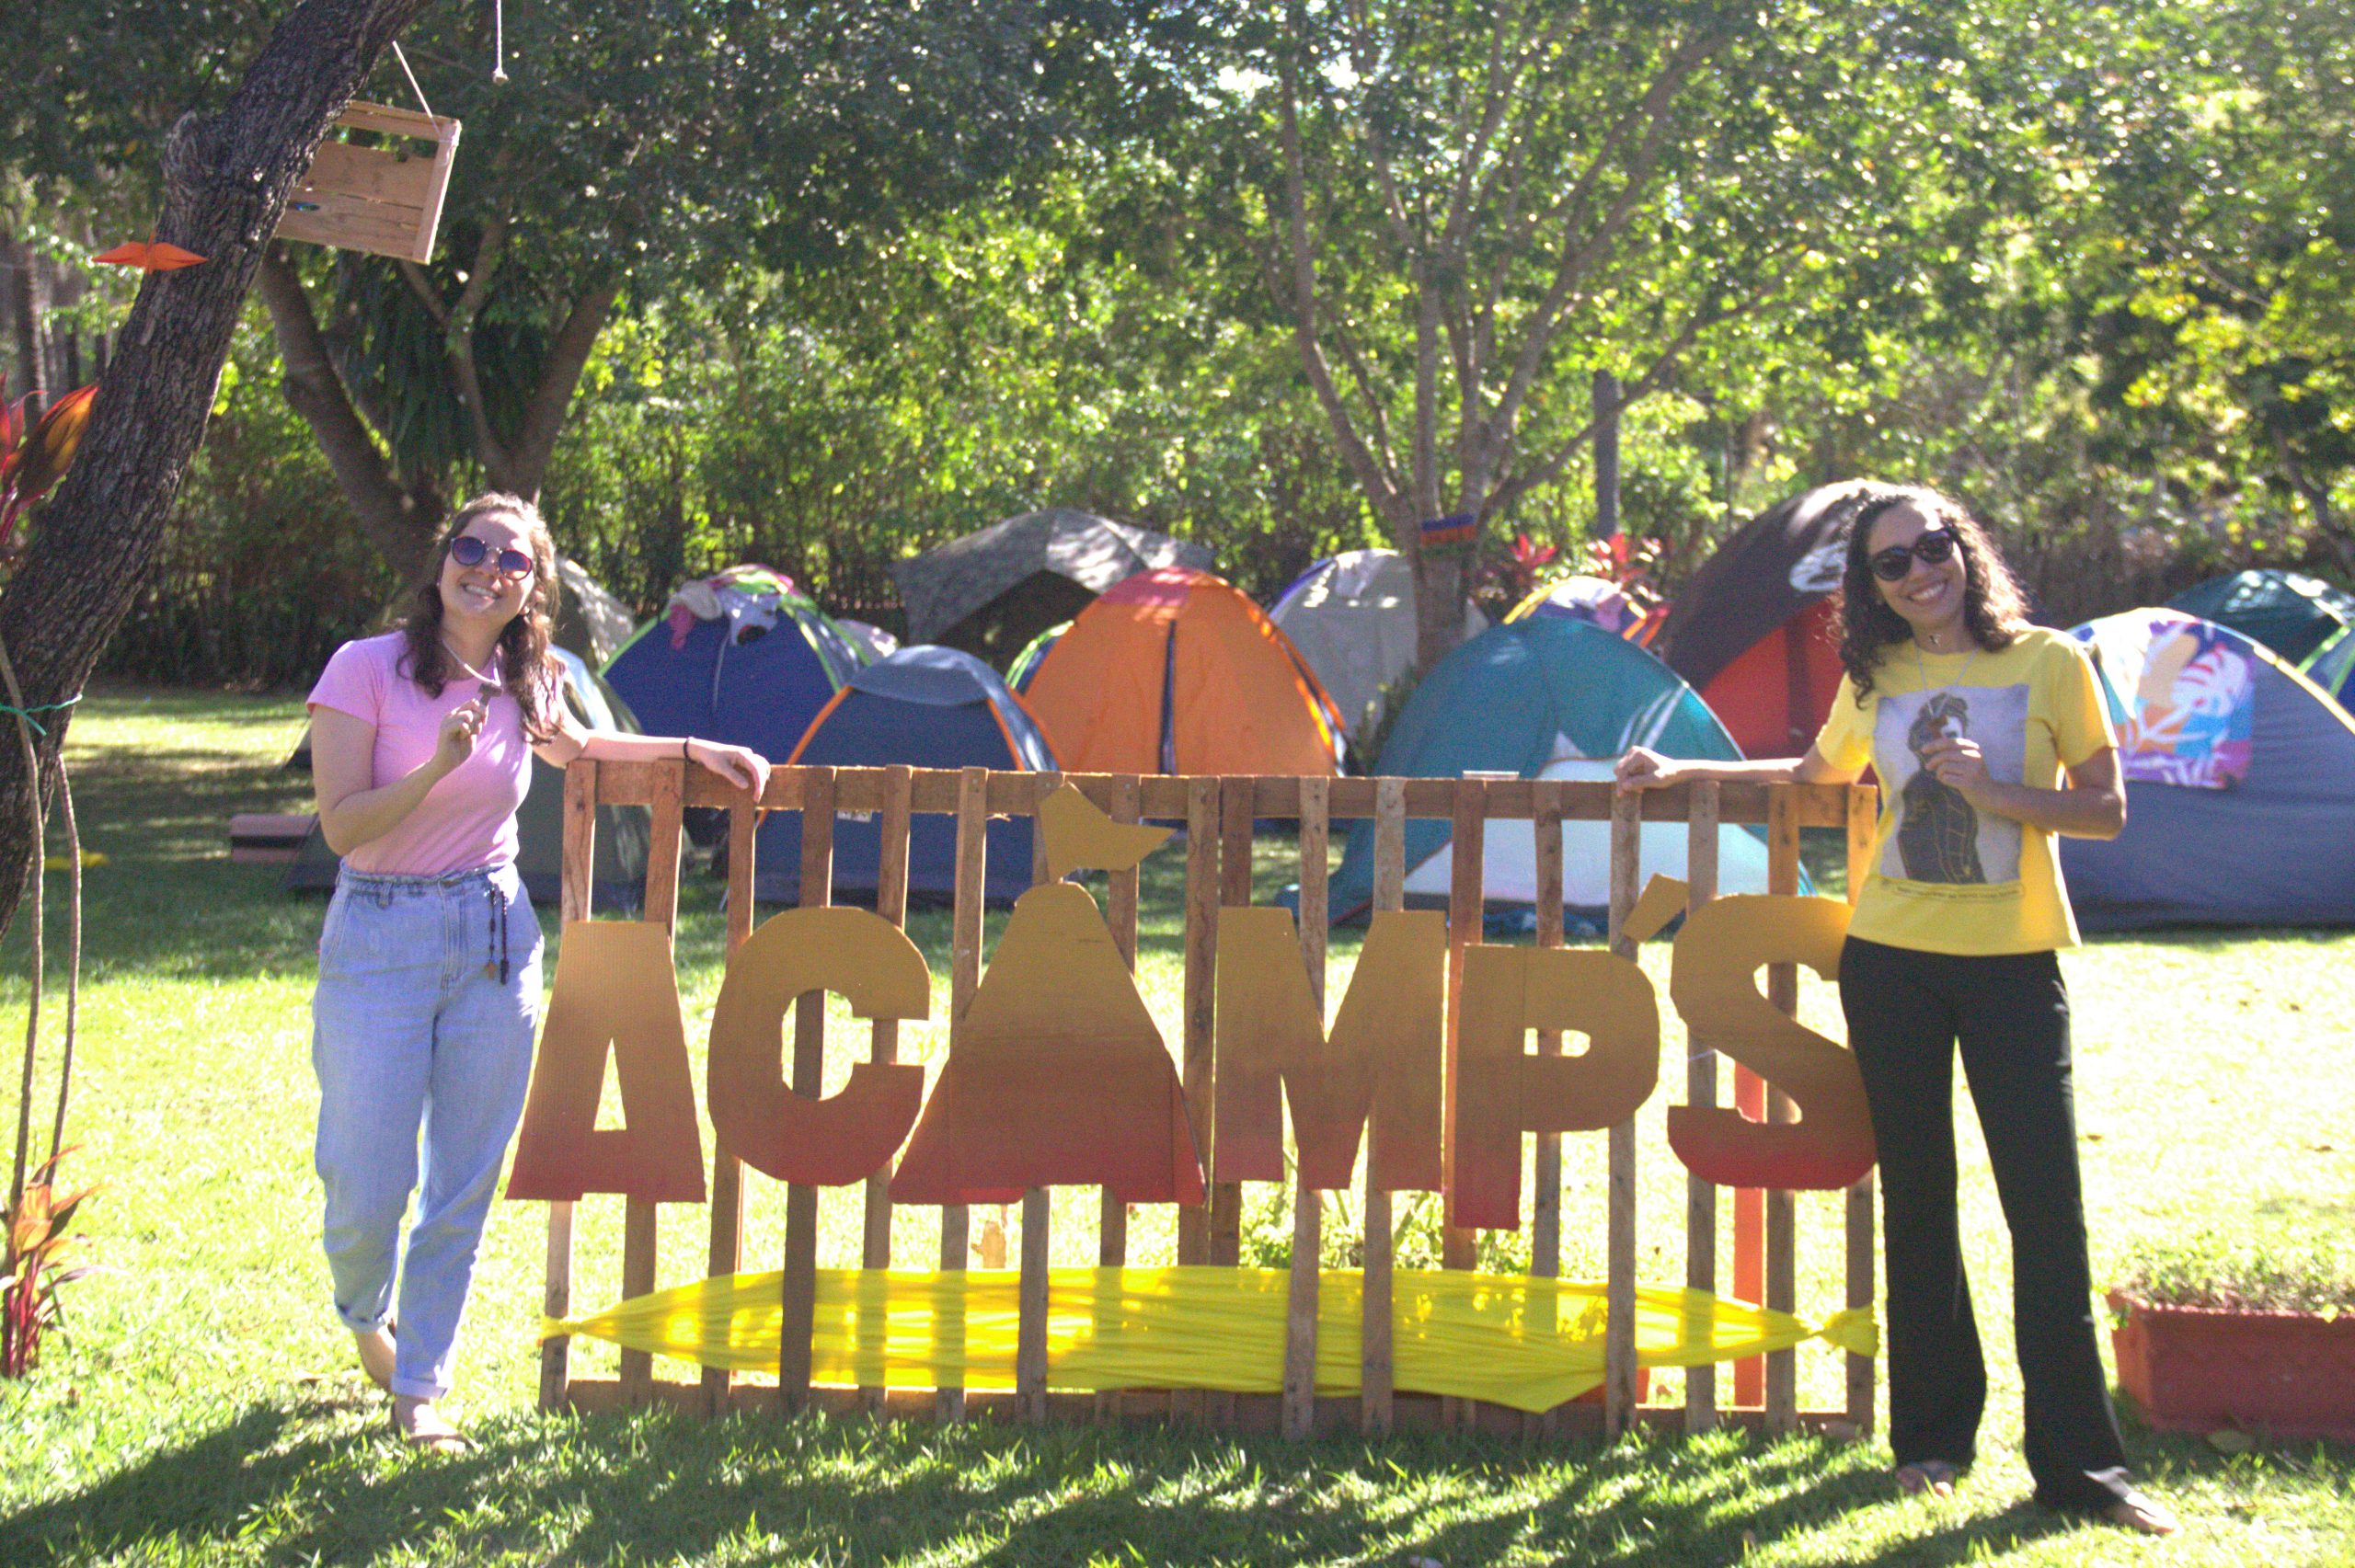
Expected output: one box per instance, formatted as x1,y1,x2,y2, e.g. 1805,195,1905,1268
506,784,1875,1218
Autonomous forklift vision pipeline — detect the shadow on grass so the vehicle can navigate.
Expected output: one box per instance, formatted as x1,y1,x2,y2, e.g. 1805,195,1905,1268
0,1391,2283,1568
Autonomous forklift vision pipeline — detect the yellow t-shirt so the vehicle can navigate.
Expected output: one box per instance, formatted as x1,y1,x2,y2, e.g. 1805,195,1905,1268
1810,626,2116,956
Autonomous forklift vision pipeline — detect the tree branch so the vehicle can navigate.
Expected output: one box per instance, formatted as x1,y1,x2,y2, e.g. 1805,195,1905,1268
1272,9,1404,523
255,244,438,578
501,278,618,497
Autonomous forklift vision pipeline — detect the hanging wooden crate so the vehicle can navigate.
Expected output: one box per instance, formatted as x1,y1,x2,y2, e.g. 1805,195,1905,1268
277,102,461,265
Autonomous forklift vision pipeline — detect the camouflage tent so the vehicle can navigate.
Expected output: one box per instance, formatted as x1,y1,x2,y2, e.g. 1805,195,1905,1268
892,509,1213,667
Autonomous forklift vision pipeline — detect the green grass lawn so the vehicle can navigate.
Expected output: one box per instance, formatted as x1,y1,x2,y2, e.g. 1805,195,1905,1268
2,686,2350,1567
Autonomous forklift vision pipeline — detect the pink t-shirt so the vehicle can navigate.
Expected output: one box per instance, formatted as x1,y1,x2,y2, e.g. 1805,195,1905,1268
307,632,536,876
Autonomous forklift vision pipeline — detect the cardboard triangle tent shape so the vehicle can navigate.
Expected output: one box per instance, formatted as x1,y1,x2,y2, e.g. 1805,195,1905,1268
2166,568,2354,666
2061,609,2355,929
1266,549,1487,741
891,508,1215,668
1022,566,1347,775
1327,618,1780,925
287,646,652,907
752,645,1061,905
2305,624,2355,715
1652,481,1880,761
602,566,860,778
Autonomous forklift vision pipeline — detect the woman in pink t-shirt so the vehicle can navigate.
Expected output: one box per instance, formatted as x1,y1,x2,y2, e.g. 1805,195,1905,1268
307,492,768,1451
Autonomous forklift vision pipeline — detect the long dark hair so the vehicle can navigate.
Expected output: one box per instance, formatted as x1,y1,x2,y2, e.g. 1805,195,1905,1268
396,492,563,740
1836,485,2031,702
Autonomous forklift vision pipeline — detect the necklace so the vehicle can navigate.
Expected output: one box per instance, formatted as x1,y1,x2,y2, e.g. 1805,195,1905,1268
440,636,503,702
1913,634,1982,706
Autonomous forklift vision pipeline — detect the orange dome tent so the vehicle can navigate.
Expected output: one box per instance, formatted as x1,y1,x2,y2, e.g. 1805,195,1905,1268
1023,567,1346,775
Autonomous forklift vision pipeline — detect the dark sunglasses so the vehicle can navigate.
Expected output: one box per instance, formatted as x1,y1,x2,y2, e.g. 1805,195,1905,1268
1868,528,1959,582
449,534,534,578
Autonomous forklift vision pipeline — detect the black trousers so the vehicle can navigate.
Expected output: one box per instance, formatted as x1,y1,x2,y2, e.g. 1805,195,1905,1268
1838,936,2134,1512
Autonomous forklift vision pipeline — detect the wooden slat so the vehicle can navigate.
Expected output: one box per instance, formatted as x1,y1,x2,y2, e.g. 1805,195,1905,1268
1016,771,1061,1424
1603,787,1642,1436
1439,780,1486,1431
329,100,455,140
939,766,989,1422
1845,782,1880,1434
1177,776,1221,1270
1527,782,1567,1439
540,760,598,1412
297,137,439,205
618,761,687,1398
1361,776,1406,1437
1683,781,1722,1434
1284,776,1329,1441
569,1375,1859,1435
1764,785,1801,1434
591,761,1859,830
858,766,913,1413
703,795,760,1414
1441,782,1483,1283
1211,779,1253,1274
1017,1185,1051,1422
778,768,834,1413
1097,773,1142,1422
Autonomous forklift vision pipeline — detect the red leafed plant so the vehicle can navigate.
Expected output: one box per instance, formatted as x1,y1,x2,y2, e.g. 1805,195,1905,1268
1,375,98,552
1,370,99,1382
1480,531,1560,604
2,1150,95,1378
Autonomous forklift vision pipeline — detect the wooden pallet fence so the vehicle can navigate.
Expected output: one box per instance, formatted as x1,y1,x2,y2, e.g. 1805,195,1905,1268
540,763,1877,1436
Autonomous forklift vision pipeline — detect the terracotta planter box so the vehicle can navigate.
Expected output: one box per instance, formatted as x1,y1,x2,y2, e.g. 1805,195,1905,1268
2108,1290,2355,1441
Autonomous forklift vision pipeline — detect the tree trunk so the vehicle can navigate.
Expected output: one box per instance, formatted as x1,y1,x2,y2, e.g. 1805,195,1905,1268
4,227,46,408
0,0,439,945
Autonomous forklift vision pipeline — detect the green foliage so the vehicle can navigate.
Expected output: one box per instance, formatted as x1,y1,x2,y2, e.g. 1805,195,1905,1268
97,317,396,687
3,694,2355,1562
2114,1226,2355,1317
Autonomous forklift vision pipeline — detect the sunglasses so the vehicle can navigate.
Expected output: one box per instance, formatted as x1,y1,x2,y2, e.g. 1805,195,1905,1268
1868,528,1959,582
449,534,535,578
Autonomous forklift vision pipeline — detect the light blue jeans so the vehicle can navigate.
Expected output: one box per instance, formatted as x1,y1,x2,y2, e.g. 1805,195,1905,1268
311,862,542,1400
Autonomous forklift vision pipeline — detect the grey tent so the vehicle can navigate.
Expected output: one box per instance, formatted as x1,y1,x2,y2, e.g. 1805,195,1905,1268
286,646,652,909
891,509,1214,666
554,556,638,667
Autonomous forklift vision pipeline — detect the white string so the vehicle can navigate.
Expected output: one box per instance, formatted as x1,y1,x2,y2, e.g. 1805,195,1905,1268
390,41,434,120
492,0,509,83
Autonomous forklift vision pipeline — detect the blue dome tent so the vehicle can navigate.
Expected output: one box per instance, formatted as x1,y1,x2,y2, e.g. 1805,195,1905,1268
1327,618,1778,924
603,567,859,767
755,646,1060,904
2062,610,2355,928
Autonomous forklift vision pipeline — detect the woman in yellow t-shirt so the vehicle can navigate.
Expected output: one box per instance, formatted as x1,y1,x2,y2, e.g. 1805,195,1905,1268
1616,486,2174,1536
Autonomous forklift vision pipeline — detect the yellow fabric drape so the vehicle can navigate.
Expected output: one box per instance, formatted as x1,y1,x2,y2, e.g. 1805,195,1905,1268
546,1266,1877,1413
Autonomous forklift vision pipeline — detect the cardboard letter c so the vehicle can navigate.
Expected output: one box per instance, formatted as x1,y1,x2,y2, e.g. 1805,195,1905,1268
707,906,932,1187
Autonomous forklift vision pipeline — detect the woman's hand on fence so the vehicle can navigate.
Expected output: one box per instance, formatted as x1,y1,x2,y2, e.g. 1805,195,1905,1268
688,739,771,802
1614,746,1683,793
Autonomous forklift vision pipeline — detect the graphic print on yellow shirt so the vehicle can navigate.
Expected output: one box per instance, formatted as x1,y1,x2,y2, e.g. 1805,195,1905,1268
1883,683,2029,886
1811,627,2114,956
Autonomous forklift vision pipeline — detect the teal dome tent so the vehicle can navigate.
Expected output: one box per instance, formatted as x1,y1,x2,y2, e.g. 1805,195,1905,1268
1327,618,1781,924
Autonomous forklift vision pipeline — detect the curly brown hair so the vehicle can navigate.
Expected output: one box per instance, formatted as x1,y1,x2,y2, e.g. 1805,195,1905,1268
1836,485,2031,702
395,492,564,741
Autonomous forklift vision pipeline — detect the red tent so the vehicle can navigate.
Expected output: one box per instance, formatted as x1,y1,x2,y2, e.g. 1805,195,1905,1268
1653,483,1878,760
